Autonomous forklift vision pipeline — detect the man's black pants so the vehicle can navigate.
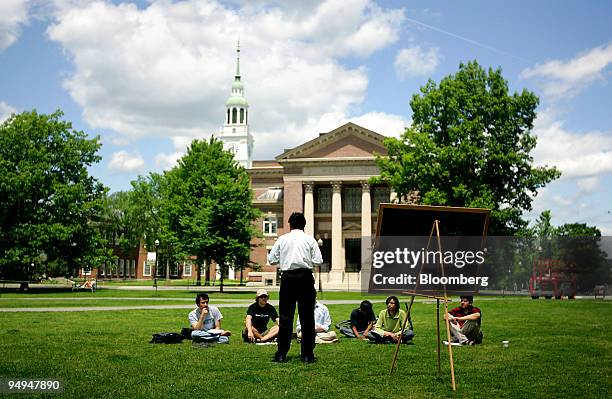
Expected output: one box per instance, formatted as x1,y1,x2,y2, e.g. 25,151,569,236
276,268,316,358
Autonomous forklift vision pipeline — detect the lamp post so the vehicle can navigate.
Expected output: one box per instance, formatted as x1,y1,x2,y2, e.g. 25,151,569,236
317,237,323,293
154,239,159,296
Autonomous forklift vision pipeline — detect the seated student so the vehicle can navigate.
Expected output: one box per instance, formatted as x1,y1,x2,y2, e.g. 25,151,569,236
339,300,376,340
296,300,338,344
445,295,483,346
368,296,414,344
189,293,231,344
243,289,279,343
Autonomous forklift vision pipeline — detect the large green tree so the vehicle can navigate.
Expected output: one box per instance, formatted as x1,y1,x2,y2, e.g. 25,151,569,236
166,137,260,291
375,61,560,234
0,110,107,286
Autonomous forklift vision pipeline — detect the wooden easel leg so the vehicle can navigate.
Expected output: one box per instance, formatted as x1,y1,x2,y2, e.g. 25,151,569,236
444,298,457,391
437,299,441,374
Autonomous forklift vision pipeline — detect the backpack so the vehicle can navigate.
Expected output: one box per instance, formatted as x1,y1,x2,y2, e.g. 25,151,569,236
150,332,184,344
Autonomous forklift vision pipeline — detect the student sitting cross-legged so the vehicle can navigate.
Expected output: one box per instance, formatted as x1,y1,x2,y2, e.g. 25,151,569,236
189,293,231,344
243,289,280,343
368,296,414,344
338,300,377,340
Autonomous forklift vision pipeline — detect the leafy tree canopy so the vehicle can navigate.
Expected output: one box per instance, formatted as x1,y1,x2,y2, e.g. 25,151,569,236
375,61,560,235
165,137,261,288
0,110,107,280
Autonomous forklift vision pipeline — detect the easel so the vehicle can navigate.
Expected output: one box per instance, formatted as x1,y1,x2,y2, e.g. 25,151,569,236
388,220,457,391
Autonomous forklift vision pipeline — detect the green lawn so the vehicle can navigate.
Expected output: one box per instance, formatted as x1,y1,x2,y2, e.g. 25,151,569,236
0,297,610,398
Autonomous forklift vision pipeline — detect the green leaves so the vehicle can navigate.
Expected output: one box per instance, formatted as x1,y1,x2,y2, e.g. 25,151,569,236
0,110,107,279
375,61,560,235
165,137,261,288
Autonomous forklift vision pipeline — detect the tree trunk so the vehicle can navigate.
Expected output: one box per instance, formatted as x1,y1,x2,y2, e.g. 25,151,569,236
219,263,224,293
240,268,244,285
196,263,202,286
205,262,211,286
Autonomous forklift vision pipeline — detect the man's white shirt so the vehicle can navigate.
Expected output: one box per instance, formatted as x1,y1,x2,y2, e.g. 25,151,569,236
267,229,323,271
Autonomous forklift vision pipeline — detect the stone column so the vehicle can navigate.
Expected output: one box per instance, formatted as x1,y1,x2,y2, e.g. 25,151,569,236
361,182,371,239
361,182,372,278
303,182,315,236
331,181,344,272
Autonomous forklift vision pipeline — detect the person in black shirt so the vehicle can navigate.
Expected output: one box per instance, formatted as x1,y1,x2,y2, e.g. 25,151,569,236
338,300,376,340
243,289,279,343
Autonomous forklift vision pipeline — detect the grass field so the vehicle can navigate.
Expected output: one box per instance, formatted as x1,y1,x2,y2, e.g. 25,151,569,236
0,295,610,398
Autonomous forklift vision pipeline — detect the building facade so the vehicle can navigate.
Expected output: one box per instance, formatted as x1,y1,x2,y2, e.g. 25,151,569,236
247,122,392,290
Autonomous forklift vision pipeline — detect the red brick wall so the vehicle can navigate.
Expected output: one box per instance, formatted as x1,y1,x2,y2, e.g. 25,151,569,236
283,179,303,226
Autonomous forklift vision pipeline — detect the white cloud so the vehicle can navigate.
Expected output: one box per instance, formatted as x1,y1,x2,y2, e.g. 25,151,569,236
46,0,405,151
533,118,612,179
254,110,409,159
394,45,440,79
521,42,612,99
0,101,17,123
0,0,29,51
108,150,145,172
577,177,599,193
155,151,183,170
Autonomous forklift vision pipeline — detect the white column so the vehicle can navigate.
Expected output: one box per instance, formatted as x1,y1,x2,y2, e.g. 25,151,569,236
331,181,343,272
304,182,315,237
361,182,372,239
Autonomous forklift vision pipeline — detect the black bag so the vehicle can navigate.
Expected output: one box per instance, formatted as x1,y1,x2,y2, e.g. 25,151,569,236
181,327,194,340
150,332,184,344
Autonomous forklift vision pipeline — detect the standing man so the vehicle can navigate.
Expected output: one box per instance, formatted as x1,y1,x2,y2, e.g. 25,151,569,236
445,295,483,345
268,212,322,363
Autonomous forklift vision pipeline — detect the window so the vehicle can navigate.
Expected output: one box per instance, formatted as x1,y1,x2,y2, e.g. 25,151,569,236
342,186,361,213
263,216,277,236
372,187,391,212
200,261,207,276
144,260,152,277
131,260,136,278
232,108,237,123
240,108,244,123
315,187,332,212
184,262,192,277
227,109,230,124
345,238,362,272
100,262,106,276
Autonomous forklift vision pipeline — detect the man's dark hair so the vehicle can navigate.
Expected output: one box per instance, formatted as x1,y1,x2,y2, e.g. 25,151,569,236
386,295,400,309
360,300,373,315
460,295,474,303
196,293,209,305
288,212,306,230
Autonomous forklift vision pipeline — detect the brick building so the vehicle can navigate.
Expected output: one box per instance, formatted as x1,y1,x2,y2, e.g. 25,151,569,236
246,122,392,290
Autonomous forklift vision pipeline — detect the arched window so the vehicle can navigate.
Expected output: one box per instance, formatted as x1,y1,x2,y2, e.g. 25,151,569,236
232,108,237,124
246,111,248,124
240,108,244,124
227,109,230,124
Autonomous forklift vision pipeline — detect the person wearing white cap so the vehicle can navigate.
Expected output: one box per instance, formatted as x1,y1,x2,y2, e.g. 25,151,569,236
243,289,279,343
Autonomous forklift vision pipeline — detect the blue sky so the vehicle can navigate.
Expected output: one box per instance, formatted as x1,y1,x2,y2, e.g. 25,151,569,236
1,0,611,233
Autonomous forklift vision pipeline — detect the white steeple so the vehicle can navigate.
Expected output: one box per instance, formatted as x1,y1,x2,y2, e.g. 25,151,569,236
219,40,253,169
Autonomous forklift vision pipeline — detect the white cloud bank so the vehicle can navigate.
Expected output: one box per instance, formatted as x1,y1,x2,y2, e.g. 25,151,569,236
394,45,440,79
521,42,612,100
46,0,408,161
108,150,145,172
533,118,612,179
0,0,29,51
0,101,18,123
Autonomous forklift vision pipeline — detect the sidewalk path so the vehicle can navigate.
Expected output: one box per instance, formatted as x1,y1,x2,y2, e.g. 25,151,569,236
0,299,385,312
